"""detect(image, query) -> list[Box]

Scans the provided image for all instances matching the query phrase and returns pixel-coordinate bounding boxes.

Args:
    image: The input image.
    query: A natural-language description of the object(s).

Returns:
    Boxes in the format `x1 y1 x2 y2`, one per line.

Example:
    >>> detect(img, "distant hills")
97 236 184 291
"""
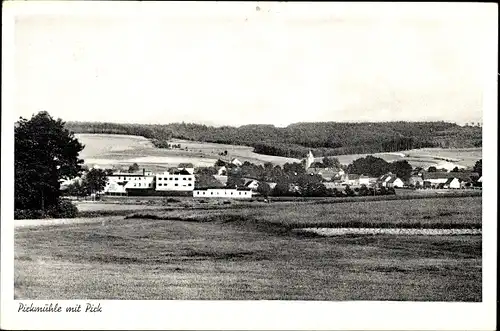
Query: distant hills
65 121 482 159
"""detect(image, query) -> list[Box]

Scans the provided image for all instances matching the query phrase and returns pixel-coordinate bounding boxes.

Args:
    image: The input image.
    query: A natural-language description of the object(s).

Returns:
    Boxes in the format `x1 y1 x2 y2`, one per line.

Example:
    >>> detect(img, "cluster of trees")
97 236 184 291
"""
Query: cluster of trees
66 121 481 159
346 156 413 181
63 168 111 198
15 112 85 219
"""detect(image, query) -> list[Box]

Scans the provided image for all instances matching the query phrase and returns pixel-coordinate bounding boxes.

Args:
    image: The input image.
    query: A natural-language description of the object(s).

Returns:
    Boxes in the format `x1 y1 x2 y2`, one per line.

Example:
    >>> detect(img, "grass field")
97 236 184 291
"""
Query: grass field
75 133 481 170
15 196 481 301
75 134 299 169
330 147 482 169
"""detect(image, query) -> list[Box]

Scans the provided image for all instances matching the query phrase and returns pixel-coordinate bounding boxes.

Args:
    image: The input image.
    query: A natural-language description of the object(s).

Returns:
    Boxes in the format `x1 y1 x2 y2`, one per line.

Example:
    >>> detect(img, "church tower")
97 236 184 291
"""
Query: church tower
305 150 315 169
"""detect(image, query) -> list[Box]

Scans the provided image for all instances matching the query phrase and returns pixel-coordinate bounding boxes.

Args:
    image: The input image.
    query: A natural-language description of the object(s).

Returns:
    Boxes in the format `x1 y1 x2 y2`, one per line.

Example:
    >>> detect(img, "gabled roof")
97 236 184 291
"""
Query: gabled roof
387 177 402 184
444 178 456 185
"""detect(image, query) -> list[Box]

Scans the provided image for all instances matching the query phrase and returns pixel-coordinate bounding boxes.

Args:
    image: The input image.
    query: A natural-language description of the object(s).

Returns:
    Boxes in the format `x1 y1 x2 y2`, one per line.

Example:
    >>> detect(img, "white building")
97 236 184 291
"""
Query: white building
244 179 260 190
193 188 253 199
155 169 195 191
443 177 461 189
104 171 155 195
231 158 243 167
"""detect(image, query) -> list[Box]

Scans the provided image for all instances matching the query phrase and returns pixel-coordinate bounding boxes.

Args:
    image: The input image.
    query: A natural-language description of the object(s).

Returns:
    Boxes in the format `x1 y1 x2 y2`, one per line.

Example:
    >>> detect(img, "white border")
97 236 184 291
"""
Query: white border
1 2 497 330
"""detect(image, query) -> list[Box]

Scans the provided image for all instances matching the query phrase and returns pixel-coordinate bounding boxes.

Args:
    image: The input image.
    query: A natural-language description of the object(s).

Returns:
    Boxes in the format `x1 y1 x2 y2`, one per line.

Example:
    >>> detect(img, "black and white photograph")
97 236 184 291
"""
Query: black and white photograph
1 1 497 330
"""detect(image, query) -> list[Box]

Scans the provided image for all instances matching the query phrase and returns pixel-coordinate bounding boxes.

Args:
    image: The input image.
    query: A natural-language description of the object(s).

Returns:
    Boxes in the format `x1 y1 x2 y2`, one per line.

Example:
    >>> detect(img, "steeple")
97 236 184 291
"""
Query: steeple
305 150 315 169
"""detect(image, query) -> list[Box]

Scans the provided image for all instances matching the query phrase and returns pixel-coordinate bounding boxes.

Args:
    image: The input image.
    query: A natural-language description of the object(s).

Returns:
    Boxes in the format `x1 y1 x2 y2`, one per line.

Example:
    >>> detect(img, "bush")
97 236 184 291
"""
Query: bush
15 200 78 219
46 200 79 218
14 209 47 220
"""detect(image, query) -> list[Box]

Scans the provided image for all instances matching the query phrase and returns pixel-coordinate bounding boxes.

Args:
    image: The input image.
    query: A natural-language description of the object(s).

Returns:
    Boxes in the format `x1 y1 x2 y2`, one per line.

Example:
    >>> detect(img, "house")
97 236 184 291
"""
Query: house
104 170 155 196
377 173 403 188
244 179 260 191
231 158 243 167
386 177 404 188
443 177 461 189
359 175 370 186
155 168 195 192
193 187 253 199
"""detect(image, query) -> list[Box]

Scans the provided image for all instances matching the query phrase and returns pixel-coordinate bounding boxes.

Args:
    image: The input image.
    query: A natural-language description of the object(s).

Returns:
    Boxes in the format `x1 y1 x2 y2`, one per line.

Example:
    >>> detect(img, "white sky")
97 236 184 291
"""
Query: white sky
12 2 496 127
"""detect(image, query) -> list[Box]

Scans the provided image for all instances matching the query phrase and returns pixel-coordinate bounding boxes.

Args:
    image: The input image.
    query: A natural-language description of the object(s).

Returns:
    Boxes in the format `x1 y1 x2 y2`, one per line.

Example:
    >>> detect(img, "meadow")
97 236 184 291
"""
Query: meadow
75 134 300 170
75 133 481 170
15 196 482 301
330 147 482 170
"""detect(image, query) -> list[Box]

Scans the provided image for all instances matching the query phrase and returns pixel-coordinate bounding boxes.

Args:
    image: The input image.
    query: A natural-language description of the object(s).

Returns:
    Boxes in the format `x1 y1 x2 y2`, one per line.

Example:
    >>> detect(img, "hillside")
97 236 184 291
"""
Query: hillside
65 121 482 159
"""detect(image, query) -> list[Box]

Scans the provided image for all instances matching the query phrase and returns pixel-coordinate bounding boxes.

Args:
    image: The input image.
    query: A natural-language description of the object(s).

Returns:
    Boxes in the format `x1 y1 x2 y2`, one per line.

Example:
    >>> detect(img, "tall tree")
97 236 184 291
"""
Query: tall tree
128 163 140 172
322 156 341 169
82 168 109 195
389 160 413 182
15 111 84 211
473 159 482 177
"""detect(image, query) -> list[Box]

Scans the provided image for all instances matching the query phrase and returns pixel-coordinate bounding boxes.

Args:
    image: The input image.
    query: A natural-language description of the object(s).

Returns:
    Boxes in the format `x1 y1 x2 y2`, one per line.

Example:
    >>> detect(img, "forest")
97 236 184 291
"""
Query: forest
65 121 482 158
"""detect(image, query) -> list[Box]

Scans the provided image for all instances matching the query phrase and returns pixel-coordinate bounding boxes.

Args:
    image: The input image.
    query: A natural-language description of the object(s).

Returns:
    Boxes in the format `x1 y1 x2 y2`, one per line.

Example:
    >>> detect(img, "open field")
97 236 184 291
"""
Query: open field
75 134 299 169
328 147 482 170
75 133 481 170
15 196 481 301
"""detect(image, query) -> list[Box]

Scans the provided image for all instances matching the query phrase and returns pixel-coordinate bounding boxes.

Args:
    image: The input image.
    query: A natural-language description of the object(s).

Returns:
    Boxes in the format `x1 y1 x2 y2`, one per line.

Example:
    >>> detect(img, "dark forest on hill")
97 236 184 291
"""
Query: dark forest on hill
65 121 482 158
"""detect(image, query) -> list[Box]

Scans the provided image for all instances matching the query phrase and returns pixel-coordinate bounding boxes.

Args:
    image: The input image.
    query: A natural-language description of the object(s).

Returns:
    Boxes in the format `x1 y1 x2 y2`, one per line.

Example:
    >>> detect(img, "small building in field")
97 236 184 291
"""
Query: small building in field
193 188 253 199
443 177 461 189
231 158 243 167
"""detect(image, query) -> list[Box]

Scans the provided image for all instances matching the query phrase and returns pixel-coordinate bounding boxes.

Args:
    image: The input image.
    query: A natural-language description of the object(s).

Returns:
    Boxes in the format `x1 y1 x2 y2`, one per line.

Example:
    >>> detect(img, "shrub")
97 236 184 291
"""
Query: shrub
46 200 79 218
14 209 47 220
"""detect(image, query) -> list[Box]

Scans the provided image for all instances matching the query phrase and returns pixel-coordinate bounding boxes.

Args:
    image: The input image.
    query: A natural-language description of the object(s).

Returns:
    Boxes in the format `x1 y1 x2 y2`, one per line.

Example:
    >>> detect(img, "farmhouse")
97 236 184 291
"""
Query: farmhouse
377 173 404 188
193 188 253 199
155 169 195 192
243 179 260 190
443 177 461 189
386 177 404 188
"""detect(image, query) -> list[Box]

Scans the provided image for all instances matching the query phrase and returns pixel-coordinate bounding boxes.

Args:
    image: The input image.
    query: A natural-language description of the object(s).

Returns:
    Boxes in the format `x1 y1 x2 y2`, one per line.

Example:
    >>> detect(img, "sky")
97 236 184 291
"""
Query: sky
12 2 496 127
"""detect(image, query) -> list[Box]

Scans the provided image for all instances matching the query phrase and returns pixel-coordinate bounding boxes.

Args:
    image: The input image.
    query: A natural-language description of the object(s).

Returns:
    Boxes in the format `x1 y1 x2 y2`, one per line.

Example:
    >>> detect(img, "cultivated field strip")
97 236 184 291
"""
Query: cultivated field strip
296 227 482 236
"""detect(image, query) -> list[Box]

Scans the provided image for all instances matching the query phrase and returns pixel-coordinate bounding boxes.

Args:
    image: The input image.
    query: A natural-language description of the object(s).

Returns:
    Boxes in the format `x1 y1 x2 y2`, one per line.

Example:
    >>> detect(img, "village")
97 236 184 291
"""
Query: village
61 149 483 200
